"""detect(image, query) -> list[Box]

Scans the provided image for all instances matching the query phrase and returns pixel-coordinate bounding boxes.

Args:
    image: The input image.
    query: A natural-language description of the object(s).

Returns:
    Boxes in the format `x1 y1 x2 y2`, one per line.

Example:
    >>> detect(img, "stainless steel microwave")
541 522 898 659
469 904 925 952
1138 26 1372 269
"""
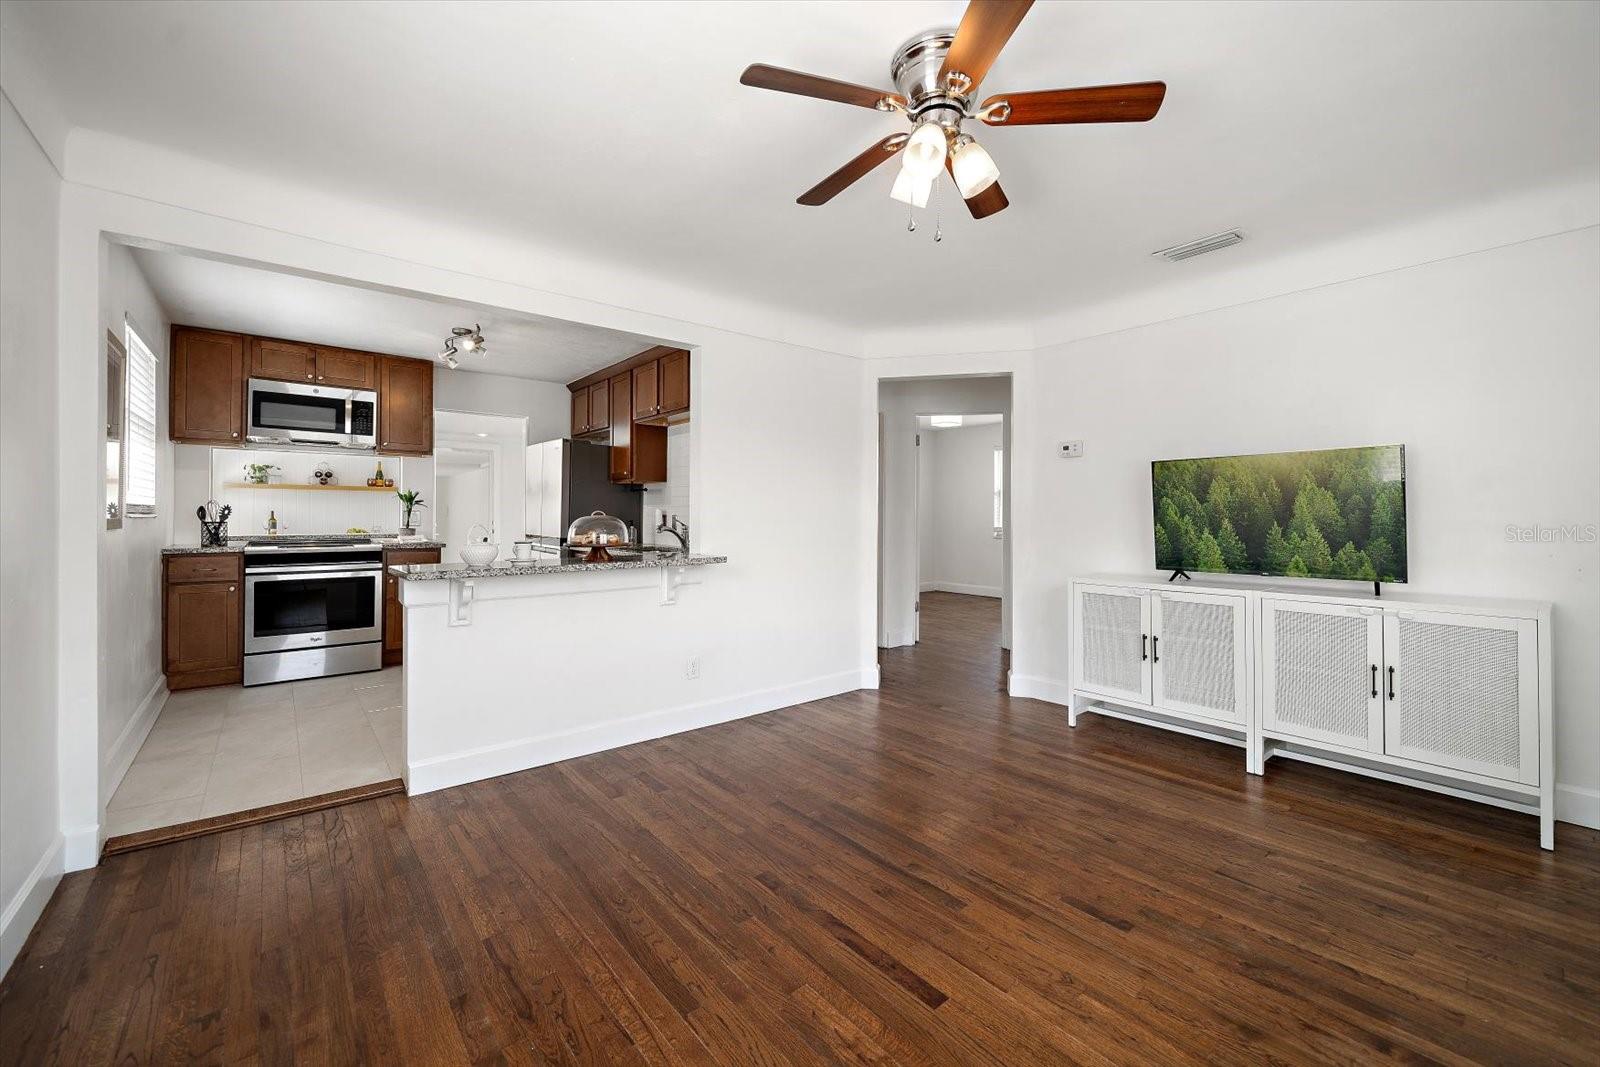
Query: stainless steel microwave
246 378 377 449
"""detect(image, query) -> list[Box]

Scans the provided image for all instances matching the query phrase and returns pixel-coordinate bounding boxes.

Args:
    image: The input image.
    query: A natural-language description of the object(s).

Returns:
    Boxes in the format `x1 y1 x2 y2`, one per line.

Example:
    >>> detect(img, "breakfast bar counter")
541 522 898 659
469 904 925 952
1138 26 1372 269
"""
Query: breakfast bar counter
388 553 727 581
393 551 732 797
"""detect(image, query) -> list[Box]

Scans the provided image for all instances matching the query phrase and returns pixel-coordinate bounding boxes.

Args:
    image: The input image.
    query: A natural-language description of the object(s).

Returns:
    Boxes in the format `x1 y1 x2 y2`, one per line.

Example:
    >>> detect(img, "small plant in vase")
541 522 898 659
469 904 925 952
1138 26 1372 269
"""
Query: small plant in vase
243 462 280 485
396 489 426 536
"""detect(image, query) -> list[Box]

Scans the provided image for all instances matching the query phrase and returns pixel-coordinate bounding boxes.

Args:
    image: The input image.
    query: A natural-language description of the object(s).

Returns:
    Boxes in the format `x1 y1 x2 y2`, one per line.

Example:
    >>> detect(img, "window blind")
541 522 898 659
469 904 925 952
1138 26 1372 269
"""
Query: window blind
124 321 158 516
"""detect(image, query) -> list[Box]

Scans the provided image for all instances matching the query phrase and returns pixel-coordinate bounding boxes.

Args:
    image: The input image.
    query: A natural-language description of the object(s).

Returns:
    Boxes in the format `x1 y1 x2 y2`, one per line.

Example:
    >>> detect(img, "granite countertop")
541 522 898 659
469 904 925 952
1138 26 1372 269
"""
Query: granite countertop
164 535 447 555
391 554 727 581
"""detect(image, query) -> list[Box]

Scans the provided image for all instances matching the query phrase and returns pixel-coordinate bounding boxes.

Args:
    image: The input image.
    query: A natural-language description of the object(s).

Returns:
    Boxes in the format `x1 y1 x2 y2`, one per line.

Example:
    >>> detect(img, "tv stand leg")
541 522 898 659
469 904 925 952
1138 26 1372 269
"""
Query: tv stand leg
1167 568 1191 582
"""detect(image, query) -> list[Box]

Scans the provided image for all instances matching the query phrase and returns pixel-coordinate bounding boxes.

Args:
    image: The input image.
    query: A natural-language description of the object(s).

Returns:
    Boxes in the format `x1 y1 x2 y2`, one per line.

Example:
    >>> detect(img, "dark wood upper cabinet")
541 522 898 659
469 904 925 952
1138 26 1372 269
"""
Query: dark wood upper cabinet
379 356 433 455
659 350 689 416
588 379 610 437
608 373 633 482
571 388 590 434
171 327 245 443
162 552 242 690
249 337 316 383
314 347 376 390
632 359 660 419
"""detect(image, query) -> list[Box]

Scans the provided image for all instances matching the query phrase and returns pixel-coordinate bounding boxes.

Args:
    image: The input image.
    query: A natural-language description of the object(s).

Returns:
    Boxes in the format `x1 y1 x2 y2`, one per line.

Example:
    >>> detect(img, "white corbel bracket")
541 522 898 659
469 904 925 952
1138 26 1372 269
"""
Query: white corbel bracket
660 565 686 606
449 578 476 626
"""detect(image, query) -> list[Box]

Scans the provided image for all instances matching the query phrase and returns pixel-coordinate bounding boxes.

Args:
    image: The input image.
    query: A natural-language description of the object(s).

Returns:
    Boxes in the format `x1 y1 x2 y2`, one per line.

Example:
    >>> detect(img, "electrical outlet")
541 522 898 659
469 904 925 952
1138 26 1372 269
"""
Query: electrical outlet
1058 440 1085 459
686 656 701 680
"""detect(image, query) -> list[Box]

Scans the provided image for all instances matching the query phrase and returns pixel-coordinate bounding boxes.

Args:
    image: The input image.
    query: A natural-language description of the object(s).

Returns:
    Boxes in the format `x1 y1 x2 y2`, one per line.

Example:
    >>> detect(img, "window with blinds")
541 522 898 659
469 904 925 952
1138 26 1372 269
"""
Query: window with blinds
124 320 159 516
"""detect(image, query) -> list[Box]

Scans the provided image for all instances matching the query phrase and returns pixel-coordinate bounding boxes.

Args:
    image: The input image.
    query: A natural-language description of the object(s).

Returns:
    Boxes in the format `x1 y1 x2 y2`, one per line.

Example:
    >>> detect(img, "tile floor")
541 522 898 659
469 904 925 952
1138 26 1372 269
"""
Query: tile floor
105 667 404 838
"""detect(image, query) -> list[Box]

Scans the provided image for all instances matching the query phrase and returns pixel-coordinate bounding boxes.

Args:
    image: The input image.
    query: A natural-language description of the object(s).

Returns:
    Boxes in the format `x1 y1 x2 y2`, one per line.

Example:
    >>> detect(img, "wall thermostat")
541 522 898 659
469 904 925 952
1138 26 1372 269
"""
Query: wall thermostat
1058 440 1085 458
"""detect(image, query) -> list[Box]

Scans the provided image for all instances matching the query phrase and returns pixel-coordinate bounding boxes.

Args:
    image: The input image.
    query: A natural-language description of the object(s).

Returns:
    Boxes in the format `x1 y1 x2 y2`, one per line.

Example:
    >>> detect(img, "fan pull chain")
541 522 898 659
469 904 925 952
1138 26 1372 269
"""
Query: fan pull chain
906 201 917 232
932 179 943 244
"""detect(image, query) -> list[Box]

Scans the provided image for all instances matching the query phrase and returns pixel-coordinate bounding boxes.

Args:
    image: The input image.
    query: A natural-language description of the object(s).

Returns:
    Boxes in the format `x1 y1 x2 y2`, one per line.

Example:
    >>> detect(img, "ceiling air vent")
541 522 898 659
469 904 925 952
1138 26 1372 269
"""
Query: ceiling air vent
1152 230 1245 262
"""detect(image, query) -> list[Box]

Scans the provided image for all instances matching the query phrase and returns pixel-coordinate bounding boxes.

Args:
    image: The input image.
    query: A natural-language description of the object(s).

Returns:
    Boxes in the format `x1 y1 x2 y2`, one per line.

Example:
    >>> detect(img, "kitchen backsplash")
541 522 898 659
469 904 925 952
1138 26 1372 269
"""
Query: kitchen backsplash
642 422 690 546
176 446 432 540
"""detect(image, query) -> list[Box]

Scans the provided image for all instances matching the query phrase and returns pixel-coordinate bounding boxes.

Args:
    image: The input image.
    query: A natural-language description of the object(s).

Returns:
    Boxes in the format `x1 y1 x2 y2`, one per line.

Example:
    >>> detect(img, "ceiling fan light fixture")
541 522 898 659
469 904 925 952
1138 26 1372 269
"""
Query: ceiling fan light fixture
900 121 947 179
890 166 934 208
950 137 1000 198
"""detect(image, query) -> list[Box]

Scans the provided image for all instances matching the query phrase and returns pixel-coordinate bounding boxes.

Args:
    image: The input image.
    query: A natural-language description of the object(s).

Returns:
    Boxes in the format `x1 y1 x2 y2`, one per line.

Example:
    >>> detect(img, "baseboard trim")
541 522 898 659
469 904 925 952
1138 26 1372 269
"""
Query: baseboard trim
101 676 167 800
409 668 867 796
1008 673 1071 706
61 824 100 873
0 835 63 981
923 581 1002 598
1556 784 1600 829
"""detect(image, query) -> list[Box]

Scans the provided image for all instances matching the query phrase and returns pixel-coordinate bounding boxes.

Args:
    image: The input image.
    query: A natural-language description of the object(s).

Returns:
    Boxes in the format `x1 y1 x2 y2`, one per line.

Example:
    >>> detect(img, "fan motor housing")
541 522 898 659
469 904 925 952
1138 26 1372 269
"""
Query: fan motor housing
891 29 969 127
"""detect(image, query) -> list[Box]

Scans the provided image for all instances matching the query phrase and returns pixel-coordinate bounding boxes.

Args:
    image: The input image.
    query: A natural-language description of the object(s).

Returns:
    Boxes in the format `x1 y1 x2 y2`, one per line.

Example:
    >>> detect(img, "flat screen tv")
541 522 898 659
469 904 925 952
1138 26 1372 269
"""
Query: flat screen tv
1152 444 1406 583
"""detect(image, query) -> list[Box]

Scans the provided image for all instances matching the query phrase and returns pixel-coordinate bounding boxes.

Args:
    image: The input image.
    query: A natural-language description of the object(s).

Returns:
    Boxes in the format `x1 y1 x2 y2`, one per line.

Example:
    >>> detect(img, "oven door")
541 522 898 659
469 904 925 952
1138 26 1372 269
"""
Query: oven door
247 378 377 448
244 567 383 653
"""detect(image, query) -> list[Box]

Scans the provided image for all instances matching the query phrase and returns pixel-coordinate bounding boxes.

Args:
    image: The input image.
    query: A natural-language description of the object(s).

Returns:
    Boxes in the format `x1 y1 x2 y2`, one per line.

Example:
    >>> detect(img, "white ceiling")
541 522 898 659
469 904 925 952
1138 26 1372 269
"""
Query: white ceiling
14 2 1600 331
128 247 664 382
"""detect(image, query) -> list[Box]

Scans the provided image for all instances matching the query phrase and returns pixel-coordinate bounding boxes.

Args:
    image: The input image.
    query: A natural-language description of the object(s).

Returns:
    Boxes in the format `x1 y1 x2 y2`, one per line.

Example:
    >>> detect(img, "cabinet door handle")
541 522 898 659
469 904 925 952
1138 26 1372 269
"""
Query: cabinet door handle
231 431 239 438
1152 636 1160 663
1141 634 1148 661
228 585 236 592
1387 665 1396 701
1370 664 1378 698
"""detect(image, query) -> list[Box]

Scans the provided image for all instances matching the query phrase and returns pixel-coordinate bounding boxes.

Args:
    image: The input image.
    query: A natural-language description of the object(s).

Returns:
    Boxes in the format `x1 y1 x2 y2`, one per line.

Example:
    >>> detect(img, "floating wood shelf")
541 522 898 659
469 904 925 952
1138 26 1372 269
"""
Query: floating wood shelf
224 482 397 493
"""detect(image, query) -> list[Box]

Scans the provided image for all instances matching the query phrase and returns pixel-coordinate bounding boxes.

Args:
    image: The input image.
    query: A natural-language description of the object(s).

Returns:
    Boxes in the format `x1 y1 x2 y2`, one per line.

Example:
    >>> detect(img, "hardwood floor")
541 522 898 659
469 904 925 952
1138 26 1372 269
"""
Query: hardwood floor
3 591 1597 1065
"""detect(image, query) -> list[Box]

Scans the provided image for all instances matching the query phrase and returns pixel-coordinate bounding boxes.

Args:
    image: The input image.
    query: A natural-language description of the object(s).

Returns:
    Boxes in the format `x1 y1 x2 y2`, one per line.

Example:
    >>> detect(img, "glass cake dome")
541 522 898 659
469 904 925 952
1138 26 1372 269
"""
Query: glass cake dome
567 511 628 560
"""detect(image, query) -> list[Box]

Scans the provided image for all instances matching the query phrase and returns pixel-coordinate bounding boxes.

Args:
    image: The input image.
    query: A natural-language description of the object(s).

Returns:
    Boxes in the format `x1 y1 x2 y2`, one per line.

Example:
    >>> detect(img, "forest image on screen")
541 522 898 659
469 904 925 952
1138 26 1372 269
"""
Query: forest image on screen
1152 445 1407 582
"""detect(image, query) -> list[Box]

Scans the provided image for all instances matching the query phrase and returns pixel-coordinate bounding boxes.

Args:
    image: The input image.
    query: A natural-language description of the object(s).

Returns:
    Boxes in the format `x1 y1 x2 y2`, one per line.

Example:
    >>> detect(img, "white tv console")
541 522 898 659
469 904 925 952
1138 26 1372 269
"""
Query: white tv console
1068 574 1555 848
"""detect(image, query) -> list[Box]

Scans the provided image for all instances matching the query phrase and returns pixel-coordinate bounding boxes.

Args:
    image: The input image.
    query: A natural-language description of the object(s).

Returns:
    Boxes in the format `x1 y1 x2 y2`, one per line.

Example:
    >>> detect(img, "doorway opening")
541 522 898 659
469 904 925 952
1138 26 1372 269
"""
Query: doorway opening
877 376 1012 693
432 410 528 563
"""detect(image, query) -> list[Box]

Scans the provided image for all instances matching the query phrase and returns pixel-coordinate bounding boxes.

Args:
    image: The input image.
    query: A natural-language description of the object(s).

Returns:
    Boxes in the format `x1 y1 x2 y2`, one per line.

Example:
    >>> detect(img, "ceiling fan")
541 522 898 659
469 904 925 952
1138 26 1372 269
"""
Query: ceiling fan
739 0 1165 222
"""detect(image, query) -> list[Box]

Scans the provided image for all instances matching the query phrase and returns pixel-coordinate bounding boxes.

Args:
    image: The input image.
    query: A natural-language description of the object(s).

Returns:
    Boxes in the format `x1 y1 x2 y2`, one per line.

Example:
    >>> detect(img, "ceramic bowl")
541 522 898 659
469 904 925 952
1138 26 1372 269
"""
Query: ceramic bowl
460 542 499 567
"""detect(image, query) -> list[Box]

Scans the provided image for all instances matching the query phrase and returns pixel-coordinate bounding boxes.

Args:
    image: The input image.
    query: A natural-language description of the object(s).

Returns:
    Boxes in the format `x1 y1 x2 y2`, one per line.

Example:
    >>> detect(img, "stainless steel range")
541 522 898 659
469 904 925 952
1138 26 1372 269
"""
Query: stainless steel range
243 538 384 686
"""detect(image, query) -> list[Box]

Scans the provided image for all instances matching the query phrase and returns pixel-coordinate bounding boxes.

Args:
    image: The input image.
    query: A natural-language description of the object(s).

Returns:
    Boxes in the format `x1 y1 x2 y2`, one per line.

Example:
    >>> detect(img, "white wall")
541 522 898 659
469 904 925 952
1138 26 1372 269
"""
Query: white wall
433 368 570 442
924 421 1005 597
179 446 427 539
96 241 172 803
879 377 1013 648
642 422 691 547
1012 228 1600 824
402 335 867 796
1 91 63 978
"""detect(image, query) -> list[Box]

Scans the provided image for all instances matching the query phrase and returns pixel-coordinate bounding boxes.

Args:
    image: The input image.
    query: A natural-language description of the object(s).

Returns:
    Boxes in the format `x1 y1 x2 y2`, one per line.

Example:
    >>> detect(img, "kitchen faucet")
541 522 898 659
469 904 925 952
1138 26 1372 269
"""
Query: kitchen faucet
655 514 689 554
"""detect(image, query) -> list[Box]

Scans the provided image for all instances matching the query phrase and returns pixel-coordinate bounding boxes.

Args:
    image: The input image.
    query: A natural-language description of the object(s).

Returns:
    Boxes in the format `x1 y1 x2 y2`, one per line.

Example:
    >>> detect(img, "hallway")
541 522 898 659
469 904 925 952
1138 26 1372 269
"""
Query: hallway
3 596 1598 1063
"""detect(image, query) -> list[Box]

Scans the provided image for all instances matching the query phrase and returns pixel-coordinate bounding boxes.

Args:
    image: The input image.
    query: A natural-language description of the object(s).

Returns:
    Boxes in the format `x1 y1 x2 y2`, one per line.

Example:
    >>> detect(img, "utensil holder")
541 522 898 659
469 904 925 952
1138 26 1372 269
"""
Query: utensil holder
200 521 229 547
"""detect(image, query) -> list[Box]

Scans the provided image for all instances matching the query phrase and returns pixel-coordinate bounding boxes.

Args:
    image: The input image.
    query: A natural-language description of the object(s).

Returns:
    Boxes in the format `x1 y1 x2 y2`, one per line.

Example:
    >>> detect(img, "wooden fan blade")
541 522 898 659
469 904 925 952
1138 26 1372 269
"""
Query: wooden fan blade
740 64 904 111
940 1 1034 93
980 82 1167 126
944 156 1010 220
797 135 909 206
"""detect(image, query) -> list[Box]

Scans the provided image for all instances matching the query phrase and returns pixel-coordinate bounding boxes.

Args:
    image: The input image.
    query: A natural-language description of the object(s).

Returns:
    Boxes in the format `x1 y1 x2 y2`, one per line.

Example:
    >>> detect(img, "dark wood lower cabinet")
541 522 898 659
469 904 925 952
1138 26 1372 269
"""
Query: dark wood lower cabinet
162 553 243 690
383 547 441 665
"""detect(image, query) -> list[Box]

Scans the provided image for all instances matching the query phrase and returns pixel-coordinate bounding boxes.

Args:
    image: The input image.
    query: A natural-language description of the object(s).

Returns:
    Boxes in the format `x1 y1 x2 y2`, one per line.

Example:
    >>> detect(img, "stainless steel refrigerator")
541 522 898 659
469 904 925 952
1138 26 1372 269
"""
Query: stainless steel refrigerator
525 438 643 543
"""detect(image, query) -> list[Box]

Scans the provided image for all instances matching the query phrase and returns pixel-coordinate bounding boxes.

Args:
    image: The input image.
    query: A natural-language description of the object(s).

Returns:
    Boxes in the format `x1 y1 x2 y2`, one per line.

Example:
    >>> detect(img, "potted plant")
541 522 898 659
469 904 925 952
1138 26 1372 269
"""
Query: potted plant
396 489 427 536
243 462 280 485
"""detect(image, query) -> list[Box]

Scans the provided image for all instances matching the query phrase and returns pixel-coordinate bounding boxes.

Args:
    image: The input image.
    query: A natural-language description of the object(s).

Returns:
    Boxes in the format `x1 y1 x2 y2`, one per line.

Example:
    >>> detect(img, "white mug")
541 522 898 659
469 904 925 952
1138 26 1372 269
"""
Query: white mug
512 541 533 560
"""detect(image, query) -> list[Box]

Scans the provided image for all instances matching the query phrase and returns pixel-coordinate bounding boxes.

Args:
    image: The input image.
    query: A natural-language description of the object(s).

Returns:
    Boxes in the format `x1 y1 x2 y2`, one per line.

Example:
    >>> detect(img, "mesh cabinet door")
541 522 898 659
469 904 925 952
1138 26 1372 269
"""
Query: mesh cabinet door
1153 591 1248 724
1261 599 1383 750
1073 585 1151 704
1382 611 1538 785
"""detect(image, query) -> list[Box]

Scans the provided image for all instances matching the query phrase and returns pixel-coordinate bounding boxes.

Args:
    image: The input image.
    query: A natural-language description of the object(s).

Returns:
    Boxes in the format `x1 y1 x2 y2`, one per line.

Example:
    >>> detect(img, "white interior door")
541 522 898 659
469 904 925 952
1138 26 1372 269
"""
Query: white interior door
1382 611 1538 785
1073 585 1151 704
1261 599 1383 750
1153 591 1248 724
